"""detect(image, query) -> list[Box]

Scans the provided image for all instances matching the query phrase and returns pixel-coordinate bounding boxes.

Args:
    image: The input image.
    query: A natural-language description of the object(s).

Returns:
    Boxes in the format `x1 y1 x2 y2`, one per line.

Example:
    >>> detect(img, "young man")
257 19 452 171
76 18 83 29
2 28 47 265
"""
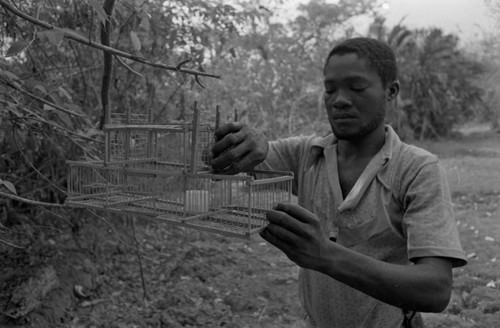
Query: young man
210 37 466 328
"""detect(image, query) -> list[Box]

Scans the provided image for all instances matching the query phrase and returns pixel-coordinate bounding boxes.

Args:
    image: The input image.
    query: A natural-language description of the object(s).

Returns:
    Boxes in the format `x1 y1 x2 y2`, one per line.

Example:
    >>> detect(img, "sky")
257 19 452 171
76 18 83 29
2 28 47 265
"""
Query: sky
274 0 498 44
380 0 497 41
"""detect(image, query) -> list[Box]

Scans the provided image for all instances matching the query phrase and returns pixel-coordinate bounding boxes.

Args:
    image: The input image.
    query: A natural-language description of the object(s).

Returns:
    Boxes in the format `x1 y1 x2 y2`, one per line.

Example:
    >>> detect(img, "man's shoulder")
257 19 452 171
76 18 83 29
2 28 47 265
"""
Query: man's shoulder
395 140 440 170
384 135 444 191
385 126 438 170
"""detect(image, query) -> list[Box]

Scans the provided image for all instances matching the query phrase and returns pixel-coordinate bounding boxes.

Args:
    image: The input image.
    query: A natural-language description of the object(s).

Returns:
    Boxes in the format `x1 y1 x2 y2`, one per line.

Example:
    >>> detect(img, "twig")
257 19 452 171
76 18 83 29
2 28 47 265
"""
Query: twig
1 80 85 117
0 224 63 234
132 216 148 301
0 0 221 79
39 207 74 227
79 299 111 308
115 55 144 77
4 106 104 144
0 190 65 208
0 237 23 248
85 209 142 254
12 125 66 194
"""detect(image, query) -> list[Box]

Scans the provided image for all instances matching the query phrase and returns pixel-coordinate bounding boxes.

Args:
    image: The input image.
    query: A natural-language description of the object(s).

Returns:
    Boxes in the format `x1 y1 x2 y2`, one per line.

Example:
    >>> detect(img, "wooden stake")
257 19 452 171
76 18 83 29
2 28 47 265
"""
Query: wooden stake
215 105 221 131
190 101 200 173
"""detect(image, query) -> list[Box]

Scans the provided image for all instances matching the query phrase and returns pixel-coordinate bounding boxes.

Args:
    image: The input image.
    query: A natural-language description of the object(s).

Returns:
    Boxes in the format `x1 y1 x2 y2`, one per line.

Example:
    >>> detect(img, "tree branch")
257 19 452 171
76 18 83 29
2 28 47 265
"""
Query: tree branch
0 190 65 208
0 0 221 79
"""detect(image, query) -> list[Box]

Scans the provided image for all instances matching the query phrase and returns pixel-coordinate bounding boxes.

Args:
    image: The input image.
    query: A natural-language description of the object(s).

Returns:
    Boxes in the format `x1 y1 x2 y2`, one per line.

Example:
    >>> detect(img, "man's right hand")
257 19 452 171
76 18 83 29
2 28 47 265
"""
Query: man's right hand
211 122 268 175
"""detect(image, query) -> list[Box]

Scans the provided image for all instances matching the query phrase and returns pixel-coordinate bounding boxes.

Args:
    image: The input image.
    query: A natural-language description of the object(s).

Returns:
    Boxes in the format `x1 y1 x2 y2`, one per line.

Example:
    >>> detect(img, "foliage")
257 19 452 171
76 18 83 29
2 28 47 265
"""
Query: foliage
206 0 380 139
0 1 497 325
368 18 487 139
400 29 485 139
0 0 493 243
478 0 500 130
0 0 257 247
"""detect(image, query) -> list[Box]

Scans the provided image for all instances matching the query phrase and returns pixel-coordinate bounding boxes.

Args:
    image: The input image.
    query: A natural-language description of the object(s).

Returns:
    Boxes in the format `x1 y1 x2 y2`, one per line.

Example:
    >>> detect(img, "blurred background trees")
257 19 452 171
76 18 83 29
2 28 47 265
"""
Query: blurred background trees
0 0 498 244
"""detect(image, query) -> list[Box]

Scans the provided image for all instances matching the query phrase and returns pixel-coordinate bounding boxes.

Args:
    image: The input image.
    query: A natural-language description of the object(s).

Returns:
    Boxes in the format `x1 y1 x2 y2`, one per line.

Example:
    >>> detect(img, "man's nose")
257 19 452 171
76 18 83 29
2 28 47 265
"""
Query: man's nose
332 90 352 108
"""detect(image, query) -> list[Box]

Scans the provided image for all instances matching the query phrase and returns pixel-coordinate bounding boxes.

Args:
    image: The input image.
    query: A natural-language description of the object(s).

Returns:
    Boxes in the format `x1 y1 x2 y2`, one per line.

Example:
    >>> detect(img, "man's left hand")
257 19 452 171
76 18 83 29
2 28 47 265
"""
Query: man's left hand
260 203 333 271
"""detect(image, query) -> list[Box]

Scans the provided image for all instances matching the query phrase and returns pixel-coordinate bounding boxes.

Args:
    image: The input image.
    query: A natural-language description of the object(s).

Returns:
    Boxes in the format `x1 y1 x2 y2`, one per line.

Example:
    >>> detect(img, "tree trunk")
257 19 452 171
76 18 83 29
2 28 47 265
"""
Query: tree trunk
99 0 116 129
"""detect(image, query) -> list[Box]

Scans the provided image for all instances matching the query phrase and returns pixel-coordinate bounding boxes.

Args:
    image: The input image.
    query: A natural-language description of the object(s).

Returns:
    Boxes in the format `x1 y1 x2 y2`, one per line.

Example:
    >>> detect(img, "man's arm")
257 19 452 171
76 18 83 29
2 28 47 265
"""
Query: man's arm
261 203 453 312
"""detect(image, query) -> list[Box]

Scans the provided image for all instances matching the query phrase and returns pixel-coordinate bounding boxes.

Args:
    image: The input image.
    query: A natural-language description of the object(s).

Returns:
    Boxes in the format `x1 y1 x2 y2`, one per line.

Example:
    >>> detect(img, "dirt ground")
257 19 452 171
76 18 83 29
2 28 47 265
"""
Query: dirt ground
1 131 499 328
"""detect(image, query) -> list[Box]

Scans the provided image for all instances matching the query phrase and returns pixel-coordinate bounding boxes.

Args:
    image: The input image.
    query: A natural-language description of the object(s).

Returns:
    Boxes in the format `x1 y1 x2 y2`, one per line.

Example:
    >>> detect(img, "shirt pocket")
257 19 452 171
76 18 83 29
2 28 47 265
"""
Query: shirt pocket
335 181 390 247
335 180 379 229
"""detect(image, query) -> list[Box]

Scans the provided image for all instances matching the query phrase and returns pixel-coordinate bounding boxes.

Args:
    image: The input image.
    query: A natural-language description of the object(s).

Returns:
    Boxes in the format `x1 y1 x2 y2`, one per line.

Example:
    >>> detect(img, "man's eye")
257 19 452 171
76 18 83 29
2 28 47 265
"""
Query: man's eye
351 85 367 92
325 88 336 95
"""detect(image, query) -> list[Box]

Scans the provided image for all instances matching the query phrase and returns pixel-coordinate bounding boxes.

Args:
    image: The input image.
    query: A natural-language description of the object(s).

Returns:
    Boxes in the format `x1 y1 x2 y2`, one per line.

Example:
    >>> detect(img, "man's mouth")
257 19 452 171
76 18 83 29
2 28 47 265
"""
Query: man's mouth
333 113 357 120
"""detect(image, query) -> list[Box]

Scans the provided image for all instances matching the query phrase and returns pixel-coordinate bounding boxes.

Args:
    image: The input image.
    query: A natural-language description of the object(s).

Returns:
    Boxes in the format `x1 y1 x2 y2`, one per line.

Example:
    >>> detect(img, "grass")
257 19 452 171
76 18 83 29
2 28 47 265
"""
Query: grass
414 132 500 195
413 128 500 327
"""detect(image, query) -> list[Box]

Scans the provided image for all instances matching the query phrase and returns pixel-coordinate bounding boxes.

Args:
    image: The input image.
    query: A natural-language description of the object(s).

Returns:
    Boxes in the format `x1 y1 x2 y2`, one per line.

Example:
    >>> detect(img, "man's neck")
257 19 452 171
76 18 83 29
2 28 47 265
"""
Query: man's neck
336 125 386 161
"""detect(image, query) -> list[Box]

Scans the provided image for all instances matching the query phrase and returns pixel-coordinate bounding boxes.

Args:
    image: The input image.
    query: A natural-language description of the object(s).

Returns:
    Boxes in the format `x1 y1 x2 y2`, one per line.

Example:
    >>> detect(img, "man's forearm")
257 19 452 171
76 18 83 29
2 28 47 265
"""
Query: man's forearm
317 242 453 312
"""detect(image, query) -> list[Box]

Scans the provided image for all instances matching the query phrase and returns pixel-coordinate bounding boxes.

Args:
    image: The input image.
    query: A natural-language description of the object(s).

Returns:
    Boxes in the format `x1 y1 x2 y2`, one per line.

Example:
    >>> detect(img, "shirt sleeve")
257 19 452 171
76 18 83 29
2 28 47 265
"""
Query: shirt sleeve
402 161 467 267
256 136 313 194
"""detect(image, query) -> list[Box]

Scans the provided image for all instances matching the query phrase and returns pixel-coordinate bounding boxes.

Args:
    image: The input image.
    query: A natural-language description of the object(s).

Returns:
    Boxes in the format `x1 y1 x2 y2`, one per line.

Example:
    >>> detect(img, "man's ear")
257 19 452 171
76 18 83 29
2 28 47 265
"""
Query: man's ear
386 81 400 101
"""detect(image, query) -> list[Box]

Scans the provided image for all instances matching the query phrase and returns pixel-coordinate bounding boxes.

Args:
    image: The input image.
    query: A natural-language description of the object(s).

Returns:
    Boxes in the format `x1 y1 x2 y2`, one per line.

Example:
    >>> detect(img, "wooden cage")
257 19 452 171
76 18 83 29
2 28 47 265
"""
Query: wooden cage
65 103 294 238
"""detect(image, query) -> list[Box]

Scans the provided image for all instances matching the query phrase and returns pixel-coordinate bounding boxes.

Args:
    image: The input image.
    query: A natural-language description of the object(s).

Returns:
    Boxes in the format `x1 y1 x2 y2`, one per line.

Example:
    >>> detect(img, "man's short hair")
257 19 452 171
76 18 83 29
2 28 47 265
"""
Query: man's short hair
325 37 398 87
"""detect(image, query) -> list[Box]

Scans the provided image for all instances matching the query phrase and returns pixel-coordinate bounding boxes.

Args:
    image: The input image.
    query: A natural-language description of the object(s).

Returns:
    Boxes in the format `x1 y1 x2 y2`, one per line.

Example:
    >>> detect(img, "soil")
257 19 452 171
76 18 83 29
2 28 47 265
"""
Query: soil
0 212 306 328
1 133 499 328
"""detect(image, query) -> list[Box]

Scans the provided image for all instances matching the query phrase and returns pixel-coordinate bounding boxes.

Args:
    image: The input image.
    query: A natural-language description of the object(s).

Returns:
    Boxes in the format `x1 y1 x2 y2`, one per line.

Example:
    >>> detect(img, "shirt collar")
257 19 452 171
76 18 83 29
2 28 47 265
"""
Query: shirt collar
310 125 401 162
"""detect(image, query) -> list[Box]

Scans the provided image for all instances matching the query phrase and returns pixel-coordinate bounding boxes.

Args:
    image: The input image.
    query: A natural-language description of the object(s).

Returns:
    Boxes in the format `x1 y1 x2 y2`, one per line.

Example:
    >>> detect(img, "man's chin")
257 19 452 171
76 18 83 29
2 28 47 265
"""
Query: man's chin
331 127 361 140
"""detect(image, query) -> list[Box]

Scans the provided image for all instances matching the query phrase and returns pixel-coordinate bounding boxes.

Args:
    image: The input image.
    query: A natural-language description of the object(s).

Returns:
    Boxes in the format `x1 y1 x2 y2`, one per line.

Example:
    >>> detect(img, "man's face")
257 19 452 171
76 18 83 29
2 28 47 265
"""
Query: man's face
324 53 388 140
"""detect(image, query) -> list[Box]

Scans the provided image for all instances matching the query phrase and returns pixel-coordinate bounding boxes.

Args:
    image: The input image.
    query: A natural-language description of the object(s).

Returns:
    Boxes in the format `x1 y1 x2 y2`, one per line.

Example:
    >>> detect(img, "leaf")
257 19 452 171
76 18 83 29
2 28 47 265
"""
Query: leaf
0 179 17 195
33 84 48 95
139 16 150 31
139 10 151 31
48 92 63 106
44 104 56 111
87 0 108 24
5 40 29 57
58 86 72 101
0 69 20 82
37 30 64 45
54 111 73 128
130 31 141 51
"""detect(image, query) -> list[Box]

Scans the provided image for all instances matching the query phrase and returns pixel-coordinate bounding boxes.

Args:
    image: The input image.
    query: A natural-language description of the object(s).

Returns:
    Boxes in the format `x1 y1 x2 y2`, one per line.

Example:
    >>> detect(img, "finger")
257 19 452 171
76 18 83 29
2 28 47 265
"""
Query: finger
212 130 245 160
266 209 306 237
260 224 297 250
273 203 317 224
219 145 265 174
214 122 242 142
211 142 251 173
